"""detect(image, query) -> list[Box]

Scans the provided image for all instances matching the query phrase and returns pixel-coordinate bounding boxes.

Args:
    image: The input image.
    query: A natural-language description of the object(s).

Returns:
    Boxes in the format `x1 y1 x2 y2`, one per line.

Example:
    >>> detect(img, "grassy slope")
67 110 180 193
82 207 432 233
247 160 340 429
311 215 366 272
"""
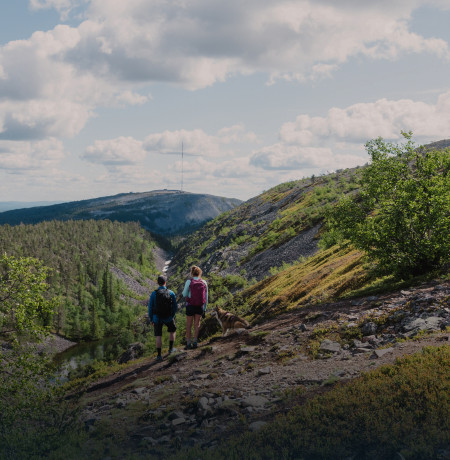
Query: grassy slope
240 245 367 321
173 345 450 460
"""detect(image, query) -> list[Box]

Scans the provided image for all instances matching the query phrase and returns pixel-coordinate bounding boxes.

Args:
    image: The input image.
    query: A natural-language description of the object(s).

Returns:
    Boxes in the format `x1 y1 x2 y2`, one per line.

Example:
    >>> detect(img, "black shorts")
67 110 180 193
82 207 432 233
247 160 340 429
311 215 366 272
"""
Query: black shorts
186 305 204 316
153 320 177 336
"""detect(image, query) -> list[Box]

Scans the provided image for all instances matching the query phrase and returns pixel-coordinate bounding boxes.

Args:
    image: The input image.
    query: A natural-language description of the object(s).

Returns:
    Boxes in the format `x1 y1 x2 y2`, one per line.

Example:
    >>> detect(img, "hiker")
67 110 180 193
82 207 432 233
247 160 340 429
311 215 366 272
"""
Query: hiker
182 265 208 349
148 275 178 362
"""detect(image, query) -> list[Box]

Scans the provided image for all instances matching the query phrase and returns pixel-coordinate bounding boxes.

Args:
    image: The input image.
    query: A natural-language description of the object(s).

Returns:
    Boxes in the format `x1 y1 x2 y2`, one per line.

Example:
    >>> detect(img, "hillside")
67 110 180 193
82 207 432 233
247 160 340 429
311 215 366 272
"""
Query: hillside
0 190 241 237
169 167 361 286
52 280 449 459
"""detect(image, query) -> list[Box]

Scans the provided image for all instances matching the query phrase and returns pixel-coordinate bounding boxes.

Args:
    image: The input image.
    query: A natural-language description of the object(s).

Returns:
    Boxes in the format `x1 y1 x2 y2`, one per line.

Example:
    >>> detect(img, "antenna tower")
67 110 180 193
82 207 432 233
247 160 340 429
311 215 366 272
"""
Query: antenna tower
181 141 184 192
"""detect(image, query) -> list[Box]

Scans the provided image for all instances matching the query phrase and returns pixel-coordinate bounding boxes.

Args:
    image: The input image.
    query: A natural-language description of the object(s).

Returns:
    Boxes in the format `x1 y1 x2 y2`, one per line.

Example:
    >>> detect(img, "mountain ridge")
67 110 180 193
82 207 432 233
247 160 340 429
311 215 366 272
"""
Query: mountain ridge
0 189 242 236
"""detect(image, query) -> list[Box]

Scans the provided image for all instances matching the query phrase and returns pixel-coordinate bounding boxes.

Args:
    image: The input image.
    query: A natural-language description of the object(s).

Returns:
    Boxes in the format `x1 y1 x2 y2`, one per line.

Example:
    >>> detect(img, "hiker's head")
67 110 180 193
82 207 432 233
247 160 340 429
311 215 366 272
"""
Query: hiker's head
190 266 202 277
157 275 167 286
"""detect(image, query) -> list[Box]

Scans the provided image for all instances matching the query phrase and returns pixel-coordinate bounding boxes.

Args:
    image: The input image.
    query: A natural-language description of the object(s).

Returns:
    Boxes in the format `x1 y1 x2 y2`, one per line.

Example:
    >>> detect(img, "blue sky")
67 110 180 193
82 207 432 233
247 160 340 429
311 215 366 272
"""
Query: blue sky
1 1 450 202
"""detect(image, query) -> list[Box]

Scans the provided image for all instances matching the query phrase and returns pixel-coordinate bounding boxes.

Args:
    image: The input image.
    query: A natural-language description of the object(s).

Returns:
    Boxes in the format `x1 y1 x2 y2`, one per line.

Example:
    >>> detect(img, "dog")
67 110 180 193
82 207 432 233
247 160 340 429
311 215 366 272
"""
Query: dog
211 306 250 336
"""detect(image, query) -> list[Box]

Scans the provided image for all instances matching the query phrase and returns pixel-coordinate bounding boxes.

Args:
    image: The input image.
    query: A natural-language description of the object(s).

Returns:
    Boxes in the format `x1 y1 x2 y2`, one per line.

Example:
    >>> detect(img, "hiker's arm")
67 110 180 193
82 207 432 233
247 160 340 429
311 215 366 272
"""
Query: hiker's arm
182 279 190 298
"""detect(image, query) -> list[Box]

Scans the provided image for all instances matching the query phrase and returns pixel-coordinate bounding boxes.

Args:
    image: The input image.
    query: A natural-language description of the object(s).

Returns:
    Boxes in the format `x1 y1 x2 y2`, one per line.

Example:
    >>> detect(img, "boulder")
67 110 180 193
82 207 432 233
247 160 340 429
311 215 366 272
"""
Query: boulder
361 322 377 336
117 342 145 364
373 347 394 358
319 339 341 353
249 421 267 432
241 395 269 408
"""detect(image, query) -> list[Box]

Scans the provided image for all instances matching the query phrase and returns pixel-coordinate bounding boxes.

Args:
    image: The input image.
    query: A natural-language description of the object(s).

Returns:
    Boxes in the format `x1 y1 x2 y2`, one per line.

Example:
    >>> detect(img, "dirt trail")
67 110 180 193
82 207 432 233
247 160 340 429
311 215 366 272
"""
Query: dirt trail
76 280 449 456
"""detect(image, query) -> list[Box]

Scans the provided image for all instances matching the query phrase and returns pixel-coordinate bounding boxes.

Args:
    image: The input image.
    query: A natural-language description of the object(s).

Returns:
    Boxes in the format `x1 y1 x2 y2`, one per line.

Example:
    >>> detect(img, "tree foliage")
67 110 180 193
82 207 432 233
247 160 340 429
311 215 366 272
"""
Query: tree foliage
0 255 78 459
0 220 157 340
323 133 450 277
0 254 55 338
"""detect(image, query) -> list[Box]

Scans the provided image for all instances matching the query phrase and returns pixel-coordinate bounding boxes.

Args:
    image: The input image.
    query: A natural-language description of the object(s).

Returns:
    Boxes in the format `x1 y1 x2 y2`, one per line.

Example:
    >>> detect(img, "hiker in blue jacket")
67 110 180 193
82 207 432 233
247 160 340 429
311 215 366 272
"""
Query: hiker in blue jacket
182 265 208 349
148 275 178 361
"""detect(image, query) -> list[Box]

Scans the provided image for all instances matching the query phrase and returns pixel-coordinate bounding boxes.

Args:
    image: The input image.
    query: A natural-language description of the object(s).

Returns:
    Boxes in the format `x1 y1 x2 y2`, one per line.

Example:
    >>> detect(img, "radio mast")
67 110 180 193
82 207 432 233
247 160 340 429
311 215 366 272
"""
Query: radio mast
181 141 184 192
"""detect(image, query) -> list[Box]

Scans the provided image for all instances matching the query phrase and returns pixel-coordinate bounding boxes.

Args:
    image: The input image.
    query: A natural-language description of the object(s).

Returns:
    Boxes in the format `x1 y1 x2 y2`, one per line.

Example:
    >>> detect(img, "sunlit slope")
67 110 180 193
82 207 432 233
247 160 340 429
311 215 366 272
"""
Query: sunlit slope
229 245 366 320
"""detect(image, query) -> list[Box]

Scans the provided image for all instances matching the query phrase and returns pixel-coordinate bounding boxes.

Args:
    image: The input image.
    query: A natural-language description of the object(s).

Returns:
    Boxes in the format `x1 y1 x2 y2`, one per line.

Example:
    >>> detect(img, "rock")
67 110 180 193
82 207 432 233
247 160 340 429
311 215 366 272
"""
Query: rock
361 322 377 336
218 399 239 414
354 347 372 354
240 346 257 353
198 397 209 411
353 339 371 348
117 342 144 364
373 347 394 358
403 316 442 333
258 367 271 375
172 418 186 427
351 299 364 306
249 421 267 432
319 339 341 353
115 398 128 408
168 411 185 421
170 351 188 362
241 395 269 408
224 368 239 375
132 387 147 396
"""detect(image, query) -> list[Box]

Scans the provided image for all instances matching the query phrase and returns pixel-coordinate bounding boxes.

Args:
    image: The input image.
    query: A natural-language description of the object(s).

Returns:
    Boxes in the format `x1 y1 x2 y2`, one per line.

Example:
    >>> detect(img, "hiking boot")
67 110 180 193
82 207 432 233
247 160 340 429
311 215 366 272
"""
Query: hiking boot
184 343 192 350
156 355 163 362
168 348 177 354
192 342 198 349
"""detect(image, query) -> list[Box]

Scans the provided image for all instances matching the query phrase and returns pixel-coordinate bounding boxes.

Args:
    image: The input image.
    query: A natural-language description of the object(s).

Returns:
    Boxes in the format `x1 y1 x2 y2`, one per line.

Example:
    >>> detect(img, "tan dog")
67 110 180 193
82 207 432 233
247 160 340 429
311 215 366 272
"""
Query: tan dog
211 306 250 336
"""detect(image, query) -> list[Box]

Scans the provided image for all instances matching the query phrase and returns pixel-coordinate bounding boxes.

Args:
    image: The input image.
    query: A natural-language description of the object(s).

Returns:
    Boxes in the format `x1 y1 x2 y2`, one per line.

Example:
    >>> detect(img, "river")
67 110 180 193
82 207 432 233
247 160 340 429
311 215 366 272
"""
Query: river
53 337 124 381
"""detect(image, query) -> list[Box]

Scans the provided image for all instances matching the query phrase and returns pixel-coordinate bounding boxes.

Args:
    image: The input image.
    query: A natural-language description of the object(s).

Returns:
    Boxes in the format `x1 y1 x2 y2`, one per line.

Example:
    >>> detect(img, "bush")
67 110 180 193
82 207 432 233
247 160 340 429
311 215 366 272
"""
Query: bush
322 133 450 277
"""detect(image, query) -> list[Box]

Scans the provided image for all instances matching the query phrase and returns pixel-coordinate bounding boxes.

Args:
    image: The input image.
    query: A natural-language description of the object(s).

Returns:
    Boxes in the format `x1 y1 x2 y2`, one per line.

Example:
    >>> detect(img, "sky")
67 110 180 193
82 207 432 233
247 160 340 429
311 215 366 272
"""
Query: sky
1 1 450 202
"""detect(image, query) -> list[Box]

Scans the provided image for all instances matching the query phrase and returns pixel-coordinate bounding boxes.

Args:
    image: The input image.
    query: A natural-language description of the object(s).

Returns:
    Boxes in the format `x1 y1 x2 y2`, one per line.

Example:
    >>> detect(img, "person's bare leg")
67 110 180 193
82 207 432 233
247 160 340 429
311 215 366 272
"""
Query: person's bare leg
185 316 193 348
186 316 193 340
193 314 201 348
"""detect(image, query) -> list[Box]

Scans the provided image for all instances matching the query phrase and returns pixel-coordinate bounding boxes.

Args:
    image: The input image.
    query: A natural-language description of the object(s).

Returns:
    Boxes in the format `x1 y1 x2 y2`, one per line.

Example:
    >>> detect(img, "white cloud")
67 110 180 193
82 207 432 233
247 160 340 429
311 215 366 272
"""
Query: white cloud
29 0 88 20
0 0 448 146
83 136 146 166
0 138 66 171
143 126 257 158
279 92 450 146
251 91 450 172
76 0 449 88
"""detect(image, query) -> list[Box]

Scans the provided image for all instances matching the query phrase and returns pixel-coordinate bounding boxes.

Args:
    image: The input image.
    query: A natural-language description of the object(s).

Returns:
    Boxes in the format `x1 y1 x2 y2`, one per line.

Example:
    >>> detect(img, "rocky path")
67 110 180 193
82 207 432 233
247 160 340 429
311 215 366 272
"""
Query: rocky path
77 281 449 456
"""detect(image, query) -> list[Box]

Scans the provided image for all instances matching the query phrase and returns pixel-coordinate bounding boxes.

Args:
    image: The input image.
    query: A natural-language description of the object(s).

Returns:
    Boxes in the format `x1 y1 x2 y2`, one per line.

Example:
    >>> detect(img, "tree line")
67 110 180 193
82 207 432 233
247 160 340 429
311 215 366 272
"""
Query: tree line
0 219 157 341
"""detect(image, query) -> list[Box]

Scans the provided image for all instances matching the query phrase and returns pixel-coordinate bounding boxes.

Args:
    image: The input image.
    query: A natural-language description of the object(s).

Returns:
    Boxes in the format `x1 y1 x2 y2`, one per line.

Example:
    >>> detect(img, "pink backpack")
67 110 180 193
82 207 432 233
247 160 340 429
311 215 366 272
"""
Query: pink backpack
187 278 206 307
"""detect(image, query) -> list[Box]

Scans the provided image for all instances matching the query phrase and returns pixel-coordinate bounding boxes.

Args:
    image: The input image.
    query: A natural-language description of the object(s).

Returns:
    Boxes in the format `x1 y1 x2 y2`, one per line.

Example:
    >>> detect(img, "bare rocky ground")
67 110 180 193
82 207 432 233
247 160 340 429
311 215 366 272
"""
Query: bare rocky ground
77 280 449 457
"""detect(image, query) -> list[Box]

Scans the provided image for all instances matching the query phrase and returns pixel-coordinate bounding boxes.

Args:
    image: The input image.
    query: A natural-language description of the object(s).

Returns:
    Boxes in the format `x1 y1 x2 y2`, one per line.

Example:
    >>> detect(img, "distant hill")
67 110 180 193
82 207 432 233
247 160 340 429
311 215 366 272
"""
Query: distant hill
0 201 63 212
0 190 242 236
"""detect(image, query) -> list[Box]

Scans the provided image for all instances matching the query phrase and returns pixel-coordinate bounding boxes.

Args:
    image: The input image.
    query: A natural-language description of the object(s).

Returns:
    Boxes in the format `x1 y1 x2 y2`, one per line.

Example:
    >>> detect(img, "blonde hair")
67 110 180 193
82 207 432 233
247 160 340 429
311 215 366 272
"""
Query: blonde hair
190 265 202 277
